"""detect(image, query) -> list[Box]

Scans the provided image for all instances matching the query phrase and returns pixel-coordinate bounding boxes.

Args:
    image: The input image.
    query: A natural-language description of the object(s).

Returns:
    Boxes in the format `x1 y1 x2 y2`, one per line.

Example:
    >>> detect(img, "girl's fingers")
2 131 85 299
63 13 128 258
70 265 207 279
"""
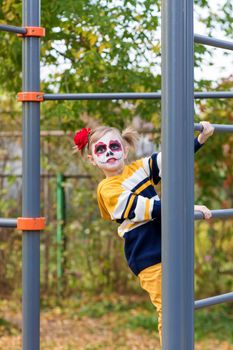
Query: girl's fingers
200 121 214 136
195 205 212 220
204 211 212 220
201 206 212 220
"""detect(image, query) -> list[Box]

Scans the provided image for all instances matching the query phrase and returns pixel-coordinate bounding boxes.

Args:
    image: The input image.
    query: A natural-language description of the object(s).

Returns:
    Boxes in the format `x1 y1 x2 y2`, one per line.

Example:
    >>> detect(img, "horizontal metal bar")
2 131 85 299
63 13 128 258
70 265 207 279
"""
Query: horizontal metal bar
0 130 72 137
194 92 233 99
194 34 233 51
44 92 161 100
194 209 233 220
0 123 232 139
0 24 27 35
0 211 231 226
195 292 233 310
44 91 233 101
194 123 233 133
0 174 91 179
0 218 17 228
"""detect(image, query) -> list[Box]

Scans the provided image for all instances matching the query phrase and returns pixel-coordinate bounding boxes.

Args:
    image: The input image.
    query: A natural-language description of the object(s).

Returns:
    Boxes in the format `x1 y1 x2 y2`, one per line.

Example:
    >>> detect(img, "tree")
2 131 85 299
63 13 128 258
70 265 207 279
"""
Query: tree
1 0 233 129
194 76 233 297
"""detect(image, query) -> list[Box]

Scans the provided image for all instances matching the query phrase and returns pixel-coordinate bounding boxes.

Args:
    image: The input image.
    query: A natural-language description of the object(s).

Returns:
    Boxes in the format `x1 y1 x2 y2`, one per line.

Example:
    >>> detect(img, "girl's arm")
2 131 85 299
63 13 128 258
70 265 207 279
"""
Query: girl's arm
151 121 215 180
99 184 161 223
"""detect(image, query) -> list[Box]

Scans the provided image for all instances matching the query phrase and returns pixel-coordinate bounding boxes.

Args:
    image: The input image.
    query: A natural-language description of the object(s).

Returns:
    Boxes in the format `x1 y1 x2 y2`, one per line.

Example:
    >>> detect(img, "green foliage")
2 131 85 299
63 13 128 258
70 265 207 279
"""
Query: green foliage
194 78 233 207
1 0 232 128
194 78 233 298
58 175 132 294
0 158 22 296
0 0 22 93
1 0 163 127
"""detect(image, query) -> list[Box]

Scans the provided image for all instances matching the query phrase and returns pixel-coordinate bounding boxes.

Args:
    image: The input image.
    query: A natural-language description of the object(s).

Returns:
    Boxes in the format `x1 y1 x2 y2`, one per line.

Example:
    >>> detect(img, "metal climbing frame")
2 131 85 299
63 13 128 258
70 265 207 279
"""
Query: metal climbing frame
0 1 43 349
161 1 233 350
0 0 233 349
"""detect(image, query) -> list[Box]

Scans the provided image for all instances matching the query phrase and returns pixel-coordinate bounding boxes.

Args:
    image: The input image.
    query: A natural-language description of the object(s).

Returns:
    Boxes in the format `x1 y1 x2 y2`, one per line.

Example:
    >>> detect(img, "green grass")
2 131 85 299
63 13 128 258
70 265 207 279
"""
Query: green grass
0 296 232 345
73 298 148 318
0 317 19 336
73 298 233 343
125 313 158 332
195 304 233 343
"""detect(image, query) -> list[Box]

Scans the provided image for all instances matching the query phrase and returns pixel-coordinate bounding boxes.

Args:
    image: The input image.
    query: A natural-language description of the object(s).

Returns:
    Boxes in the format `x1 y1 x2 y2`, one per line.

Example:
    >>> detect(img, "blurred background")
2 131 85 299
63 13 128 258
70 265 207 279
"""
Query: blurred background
0 0 232 349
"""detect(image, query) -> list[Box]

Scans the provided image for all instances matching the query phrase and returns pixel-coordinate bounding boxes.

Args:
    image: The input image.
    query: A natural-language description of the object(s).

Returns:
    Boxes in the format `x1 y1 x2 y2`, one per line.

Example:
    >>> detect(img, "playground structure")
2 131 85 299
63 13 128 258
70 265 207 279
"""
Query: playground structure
0 0 233 349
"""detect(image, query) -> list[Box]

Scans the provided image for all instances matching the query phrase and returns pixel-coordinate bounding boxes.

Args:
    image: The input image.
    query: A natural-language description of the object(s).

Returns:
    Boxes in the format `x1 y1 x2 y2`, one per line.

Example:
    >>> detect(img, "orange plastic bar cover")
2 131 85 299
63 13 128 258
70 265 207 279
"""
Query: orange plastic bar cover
17 217 46 231
17 92 44 102
17 26 45 37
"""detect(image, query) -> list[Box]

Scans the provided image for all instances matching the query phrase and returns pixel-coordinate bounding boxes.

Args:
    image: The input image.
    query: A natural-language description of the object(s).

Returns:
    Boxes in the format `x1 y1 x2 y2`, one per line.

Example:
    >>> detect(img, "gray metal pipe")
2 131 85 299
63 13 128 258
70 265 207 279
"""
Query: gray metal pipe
0 24 27 35
43 91 233 101
194 209 233 220
194 91 233 99
22 0 41 349
0 211 229 230
0 173 91 179
195 292 233 310
44 92 161 100
194 123 233 133
0 218 17 228
194 34 233 51
161 0 194 348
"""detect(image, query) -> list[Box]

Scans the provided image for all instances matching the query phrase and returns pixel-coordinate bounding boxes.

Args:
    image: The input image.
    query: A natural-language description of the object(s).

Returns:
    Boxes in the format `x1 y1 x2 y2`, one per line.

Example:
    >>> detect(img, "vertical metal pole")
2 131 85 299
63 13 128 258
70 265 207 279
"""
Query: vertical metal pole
56 173 65 296
161 0 194 349
22 0 41 349
43 141 50 293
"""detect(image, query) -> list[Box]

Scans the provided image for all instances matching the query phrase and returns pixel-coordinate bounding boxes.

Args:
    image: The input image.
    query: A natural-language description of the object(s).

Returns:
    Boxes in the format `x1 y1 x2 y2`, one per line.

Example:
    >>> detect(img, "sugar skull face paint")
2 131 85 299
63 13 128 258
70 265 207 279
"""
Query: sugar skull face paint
94 140 122 157
92 131 124 168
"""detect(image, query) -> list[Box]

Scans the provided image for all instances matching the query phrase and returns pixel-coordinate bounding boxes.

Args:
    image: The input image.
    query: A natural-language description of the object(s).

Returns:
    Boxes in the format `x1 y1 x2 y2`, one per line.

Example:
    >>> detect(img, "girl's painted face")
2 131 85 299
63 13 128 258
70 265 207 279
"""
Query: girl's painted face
92 131 125 169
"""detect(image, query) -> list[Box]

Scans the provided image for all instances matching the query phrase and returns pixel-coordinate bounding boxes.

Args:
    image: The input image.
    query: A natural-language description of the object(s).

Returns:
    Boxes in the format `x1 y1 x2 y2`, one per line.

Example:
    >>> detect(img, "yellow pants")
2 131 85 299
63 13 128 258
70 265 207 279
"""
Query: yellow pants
138 263 162 345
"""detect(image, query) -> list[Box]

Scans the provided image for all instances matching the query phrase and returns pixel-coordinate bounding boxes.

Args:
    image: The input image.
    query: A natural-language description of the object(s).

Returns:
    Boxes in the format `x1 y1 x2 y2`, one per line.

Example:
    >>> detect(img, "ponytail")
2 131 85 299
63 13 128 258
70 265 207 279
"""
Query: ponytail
122 127 139 151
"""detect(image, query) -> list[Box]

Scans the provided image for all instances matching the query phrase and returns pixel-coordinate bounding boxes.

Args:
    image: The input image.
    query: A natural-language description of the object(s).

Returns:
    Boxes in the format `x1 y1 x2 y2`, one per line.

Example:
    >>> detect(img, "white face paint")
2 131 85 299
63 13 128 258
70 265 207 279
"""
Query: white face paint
92 131 125 170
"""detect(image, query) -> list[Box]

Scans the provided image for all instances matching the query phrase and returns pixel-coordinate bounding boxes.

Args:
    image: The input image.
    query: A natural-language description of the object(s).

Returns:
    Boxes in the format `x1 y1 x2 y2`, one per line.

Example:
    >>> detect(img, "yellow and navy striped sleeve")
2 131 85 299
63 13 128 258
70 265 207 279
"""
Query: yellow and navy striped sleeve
98 183 161 223
142 152 161 185
194 137 204 152
144 137 203 184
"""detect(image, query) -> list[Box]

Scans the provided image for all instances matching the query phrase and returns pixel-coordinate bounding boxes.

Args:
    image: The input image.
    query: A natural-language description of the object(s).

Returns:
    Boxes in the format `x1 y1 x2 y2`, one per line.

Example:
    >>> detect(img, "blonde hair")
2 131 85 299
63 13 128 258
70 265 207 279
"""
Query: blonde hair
85 126 139 156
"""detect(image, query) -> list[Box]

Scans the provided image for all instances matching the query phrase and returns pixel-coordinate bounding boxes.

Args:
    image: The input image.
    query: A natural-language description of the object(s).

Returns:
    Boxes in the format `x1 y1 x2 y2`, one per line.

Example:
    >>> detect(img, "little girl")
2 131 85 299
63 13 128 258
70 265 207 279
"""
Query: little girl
73 122 214 345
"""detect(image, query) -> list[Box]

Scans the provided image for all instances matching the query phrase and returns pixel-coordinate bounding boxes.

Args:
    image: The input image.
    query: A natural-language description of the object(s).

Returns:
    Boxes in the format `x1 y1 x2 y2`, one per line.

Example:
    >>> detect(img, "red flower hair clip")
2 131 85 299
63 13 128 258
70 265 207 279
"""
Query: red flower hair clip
74 128 91 150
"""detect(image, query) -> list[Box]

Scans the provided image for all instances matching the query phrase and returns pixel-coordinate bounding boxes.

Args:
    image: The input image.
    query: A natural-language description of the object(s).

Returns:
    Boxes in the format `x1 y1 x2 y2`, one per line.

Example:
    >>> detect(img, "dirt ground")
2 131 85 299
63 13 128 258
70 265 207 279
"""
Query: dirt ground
0 301 232 350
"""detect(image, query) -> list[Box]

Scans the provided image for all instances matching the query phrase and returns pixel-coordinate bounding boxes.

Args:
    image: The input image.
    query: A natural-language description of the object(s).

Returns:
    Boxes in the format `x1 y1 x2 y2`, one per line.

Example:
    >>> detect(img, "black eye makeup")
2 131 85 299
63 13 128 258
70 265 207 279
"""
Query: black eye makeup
109 140 122 151
94 143 107 155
